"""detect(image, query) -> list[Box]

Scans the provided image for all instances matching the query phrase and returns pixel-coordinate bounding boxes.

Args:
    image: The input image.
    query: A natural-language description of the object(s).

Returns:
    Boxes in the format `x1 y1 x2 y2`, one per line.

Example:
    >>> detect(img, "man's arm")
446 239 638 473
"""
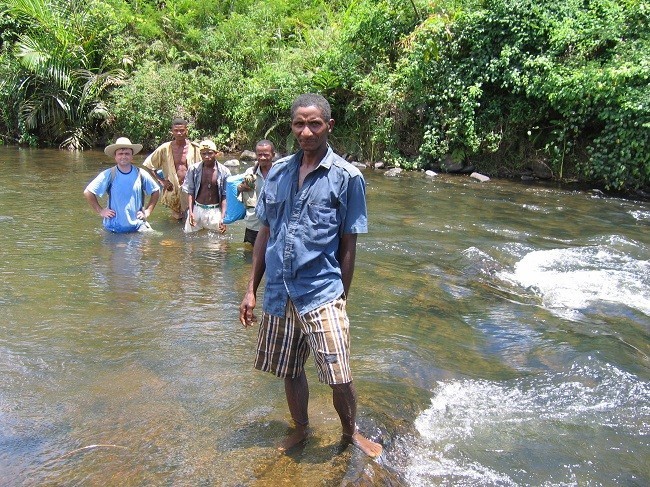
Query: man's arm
186 193 196 226
239 224 269 327
143 165 171 191
141 189 159 220
143 150 173 191
219 192 227 233
83 189 115 218
183 167 196 225
218 167 228 233
338 233 358 297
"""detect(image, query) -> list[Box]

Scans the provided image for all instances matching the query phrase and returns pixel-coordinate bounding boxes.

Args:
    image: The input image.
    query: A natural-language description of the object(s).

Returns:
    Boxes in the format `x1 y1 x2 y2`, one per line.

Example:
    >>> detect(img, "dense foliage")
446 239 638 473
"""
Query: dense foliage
0 0 648 190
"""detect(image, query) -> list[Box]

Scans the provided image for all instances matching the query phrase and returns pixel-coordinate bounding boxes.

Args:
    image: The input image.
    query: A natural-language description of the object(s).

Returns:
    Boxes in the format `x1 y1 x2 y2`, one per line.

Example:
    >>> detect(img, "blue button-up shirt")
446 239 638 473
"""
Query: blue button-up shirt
257 147 368 317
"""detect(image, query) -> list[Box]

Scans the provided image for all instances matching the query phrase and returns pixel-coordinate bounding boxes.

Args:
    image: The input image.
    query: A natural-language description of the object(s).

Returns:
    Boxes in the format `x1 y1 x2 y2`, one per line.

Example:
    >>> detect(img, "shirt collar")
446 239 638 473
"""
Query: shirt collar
294 145 334 171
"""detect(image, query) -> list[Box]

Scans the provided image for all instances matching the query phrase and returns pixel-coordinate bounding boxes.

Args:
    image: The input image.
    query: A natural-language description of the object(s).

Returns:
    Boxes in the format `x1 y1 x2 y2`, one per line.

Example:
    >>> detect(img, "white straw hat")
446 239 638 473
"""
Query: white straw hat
104 137 143 157
199 140 217 152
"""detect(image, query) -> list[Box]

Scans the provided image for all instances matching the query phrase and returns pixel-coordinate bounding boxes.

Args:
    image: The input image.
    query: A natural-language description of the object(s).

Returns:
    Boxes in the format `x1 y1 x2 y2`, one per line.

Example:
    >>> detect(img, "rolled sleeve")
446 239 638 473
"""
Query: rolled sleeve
342 174 368 235
142 171 161 195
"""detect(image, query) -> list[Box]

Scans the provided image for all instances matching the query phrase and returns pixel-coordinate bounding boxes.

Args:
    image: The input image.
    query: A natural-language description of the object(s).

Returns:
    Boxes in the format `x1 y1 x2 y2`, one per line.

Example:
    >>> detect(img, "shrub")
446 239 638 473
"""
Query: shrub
108 61 206 149
390 0 650 188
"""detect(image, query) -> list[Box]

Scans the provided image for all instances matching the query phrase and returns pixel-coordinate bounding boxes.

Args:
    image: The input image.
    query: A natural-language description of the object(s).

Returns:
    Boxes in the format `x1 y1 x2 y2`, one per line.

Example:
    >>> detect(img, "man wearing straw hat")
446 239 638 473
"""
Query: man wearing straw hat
84 137 160 233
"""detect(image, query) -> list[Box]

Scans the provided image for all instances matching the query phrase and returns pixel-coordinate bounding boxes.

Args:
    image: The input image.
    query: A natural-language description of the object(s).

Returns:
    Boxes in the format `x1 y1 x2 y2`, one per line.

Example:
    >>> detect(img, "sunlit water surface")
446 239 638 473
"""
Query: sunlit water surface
1 147 648 486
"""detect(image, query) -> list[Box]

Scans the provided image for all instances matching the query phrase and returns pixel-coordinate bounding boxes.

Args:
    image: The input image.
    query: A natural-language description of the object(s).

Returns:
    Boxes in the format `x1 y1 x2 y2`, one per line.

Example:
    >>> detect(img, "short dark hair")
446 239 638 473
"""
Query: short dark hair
171 117 188 127
255 139 275 152
290 93 331 121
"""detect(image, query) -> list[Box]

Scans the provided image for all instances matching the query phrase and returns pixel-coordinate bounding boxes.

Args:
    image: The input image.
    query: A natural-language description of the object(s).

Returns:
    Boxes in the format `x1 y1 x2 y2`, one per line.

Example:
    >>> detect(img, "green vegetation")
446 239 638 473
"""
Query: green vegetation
1 0 648 191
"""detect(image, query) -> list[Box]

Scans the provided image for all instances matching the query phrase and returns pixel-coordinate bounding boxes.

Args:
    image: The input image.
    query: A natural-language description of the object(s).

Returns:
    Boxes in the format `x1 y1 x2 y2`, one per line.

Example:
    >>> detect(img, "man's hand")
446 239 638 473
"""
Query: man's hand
188 212 196 226
219 222 227 234
237 181 254 193
239 292 257 328
136 208 152 221
161 179 174 192
99 208 115 218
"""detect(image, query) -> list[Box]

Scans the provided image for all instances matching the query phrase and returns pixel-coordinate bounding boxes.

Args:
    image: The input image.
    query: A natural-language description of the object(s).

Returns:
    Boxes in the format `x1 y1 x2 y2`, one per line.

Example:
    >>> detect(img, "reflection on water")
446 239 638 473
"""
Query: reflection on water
0 146 648 486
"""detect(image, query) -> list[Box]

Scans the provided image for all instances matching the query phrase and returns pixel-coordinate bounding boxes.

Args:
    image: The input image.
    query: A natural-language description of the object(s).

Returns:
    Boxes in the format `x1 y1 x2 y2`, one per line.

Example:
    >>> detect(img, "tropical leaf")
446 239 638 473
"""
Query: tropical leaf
2 0 123 148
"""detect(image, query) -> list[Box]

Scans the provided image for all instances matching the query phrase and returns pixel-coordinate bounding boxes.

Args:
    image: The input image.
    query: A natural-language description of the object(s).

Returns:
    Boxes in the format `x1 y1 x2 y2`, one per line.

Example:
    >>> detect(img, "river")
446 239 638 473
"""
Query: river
0 146 648 486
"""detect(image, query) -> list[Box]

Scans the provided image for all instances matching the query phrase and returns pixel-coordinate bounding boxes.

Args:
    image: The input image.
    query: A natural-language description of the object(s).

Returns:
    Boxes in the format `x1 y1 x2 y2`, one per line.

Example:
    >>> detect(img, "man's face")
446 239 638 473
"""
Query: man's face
114 148 134 166
200 150 216 164
291 106 333 153
255 144 274 170
171 124 188 141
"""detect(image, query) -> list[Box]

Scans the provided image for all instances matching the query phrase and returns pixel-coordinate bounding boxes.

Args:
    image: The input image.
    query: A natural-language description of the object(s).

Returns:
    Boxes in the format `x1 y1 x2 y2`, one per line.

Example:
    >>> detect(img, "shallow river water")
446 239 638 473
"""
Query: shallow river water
1 146 649 486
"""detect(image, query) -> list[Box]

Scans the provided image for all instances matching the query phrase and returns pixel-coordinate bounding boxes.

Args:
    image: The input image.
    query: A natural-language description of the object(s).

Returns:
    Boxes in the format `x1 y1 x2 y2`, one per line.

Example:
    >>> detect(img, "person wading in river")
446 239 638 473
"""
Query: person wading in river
142 117 202 221
237 139 275 247
182 139 230 233
239 93 383 458
84 137 160 233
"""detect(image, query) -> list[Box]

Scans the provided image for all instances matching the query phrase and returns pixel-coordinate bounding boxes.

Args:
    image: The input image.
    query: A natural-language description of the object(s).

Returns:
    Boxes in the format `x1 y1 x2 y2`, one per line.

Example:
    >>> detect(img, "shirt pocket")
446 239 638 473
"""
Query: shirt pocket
307 203 338 241
266 199 286 239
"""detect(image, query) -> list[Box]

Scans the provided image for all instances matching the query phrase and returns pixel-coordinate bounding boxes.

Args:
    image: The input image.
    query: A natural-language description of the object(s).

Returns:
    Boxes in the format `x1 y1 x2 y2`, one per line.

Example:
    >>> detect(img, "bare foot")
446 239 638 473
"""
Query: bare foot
278 424 309 452
344 431 383 458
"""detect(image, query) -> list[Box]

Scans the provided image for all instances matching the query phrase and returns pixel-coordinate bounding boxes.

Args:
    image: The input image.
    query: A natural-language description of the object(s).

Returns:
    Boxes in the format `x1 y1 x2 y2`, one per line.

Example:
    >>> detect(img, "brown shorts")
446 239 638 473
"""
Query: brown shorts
254 296 352 384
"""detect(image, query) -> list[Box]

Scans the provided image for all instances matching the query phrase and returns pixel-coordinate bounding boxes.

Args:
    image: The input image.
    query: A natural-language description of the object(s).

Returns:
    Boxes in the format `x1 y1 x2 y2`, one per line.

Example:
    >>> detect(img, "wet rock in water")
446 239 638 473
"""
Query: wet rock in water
0 216 15 223
634 188 649 199
374 161 385 169
444 161 464 173
341 460 407 486
440 154 464 173
531 158 553 179
470 172 490 182
352 161 367 169
384 168 403 177
425 170 437 178
223 159 240 167
521 174 536 181
239 150 256 161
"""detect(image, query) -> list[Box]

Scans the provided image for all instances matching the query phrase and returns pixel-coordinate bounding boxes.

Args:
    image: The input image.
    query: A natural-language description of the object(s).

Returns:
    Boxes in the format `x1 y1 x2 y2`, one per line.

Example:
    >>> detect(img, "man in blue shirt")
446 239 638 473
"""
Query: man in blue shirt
84 137 160 233
239 94 382 458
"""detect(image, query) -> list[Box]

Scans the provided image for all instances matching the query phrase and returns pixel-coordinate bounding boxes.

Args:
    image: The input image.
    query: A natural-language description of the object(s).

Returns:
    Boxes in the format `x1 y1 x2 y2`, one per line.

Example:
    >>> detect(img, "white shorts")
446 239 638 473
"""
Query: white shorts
184 203 223 233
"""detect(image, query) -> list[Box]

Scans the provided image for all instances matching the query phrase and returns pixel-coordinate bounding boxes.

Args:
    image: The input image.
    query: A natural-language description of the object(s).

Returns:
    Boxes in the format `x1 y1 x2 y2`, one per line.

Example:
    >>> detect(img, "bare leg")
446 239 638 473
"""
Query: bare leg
331 382 383 458
279 371 310 451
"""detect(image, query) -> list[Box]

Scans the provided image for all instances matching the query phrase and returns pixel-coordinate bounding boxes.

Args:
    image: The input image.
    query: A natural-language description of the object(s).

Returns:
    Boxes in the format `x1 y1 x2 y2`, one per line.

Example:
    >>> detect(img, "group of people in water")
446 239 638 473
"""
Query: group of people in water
83 93 383 458
83 116 273 241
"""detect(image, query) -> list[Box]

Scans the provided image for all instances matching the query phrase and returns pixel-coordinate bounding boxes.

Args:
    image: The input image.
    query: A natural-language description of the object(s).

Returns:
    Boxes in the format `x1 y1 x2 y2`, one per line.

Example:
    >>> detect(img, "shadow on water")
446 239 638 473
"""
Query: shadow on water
0 146 649 486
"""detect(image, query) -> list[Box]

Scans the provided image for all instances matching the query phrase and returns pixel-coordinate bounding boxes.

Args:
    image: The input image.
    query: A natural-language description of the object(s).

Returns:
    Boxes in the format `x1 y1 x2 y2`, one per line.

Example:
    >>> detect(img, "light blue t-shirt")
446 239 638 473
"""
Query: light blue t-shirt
256 147 368 317
85 165 160 233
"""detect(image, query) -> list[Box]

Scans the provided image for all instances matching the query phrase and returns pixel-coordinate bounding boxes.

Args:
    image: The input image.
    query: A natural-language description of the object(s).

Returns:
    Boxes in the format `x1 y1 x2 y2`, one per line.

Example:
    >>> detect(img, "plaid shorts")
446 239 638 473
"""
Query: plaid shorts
254 296 352 385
